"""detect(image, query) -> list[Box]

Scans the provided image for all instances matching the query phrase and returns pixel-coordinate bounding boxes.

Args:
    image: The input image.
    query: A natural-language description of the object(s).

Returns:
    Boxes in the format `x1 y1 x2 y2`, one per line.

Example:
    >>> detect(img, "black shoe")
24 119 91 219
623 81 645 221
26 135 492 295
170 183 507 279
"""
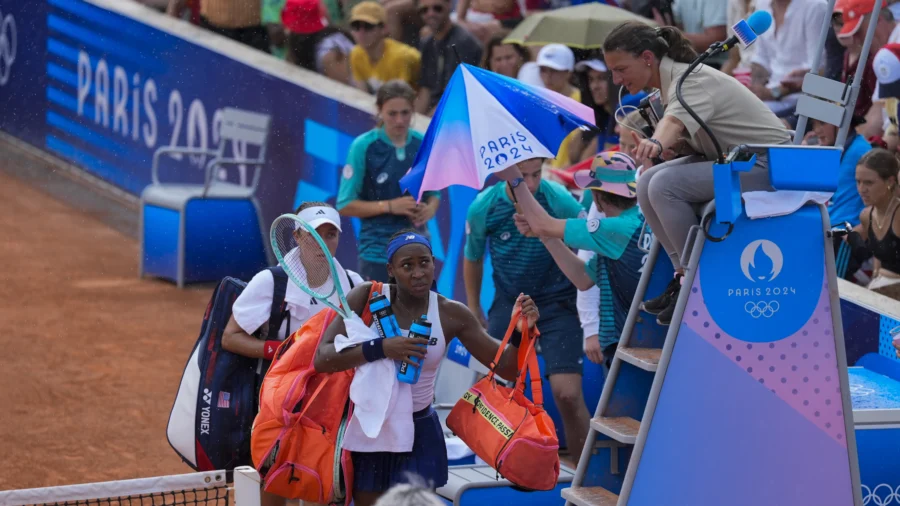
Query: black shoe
656 296 678 326
641 275 682 315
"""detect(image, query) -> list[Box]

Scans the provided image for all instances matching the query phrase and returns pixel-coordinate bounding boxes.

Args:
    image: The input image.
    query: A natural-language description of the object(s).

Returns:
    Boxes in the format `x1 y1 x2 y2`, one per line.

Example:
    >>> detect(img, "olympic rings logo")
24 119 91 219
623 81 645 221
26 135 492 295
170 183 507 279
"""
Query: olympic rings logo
0 10 16 86
862 484 900 505
744 301 780 318
850 382 875 397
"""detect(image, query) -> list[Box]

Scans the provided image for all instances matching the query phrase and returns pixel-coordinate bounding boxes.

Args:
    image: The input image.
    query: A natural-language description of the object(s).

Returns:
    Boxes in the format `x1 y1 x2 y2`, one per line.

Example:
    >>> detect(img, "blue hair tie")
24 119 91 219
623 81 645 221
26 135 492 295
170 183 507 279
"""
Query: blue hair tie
386 232 432 262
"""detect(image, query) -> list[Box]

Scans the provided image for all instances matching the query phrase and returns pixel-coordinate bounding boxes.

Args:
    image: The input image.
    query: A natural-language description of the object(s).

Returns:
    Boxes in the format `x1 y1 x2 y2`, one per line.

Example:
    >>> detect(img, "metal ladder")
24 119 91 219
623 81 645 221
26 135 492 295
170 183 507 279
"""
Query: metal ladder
561 0 877 501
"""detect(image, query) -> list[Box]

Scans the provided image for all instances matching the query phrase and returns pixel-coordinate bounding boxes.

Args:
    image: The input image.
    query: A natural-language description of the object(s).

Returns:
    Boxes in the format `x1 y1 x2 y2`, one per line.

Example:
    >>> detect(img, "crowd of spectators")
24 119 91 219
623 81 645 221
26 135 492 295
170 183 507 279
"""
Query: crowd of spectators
133 0 900 299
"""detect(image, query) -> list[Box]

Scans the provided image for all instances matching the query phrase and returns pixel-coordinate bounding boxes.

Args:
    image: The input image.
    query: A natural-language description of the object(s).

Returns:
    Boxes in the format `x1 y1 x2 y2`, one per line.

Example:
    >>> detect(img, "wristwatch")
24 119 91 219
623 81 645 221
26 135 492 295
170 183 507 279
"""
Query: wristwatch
508 177 524 203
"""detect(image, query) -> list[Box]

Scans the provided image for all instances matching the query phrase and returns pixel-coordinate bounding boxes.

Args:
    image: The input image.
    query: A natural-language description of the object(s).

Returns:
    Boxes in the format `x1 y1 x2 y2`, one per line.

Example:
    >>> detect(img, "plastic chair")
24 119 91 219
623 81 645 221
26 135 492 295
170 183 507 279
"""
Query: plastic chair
139 108 273 287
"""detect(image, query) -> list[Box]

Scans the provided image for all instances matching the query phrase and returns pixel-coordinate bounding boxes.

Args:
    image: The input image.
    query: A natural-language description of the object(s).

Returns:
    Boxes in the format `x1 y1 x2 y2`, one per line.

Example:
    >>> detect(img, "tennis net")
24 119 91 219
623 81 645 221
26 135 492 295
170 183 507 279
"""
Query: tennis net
0 467 262 506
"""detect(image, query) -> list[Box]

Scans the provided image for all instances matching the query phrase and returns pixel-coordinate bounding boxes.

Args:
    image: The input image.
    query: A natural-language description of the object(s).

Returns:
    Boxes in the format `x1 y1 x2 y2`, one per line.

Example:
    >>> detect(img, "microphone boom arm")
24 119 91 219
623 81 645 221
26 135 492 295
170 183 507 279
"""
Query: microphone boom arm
674 49 727 165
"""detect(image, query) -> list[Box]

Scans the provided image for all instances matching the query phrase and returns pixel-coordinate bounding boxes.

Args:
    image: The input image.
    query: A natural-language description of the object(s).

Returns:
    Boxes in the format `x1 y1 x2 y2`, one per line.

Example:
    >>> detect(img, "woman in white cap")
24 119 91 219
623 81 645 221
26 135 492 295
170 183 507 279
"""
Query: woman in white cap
224 201 363 363
223 201 362 506
536 43 580 101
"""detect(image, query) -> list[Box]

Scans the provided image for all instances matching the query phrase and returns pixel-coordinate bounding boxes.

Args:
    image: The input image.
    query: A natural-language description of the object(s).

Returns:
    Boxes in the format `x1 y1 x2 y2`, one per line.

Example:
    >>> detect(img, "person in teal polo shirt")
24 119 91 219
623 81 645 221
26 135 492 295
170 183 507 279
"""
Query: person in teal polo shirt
501 151 646 370
337 80 441 282
463 156 589 463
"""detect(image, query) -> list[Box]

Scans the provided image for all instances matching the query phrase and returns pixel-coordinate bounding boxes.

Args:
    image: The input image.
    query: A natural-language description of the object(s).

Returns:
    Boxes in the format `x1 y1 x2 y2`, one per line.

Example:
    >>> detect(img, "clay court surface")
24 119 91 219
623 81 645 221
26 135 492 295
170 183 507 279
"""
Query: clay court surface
0 148 214 491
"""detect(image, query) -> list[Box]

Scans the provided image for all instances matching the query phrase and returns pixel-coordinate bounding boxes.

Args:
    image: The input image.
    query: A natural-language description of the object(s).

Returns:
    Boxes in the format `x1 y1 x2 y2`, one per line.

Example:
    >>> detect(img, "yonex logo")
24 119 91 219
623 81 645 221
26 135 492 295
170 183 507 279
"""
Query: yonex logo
200 388 212 435
0 10 16 86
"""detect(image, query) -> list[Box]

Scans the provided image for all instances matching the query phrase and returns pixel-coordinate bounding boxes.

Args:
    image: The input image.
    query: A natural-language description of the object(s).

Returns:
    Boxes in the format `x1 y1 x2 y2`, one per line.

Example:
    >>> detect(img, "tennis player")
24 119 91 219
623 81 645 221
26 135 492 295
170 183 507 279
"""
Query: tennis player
222 201 361 506
224 201 362 362
314 229 540 506
463 156 591 464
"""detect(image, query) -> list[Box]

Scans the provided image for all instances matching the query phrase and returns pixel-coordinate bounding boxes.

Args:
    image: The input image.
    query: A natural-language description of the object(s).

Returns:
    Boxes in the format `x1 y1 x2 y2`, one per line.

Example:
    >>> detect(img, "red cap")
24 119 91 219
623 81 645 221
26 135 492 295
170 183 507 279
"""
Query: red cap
834 0 887 38
283 0 327 35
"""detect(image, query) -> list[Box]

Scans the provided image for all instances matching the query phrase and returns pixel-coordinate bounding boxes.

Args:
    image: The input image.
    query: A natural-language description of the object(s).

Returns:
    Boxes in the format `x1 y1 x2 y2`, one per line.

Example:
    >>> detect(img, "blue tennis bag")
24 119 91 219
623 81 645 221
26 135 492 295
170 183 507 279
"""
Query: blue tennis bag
166 267 289 472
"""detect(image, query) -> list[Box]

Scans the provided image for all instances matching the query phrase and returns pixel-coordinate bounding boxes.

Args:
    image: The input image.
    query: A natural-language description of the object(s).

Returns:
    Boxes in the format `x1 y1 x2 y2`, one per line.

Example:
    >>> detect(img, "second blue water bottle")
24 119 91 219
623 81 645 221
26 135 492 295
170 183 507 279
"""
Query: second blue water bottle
397 315 431 384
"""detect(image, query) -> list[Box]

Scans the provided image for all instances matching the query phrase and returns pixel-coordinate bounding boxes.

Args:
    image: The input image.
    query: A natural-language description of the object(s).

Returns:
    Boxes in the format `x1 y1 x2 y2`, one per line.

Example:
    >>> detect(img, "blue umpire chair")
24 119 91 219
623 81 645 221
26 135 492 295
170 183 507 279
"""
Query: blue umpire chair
139 108 273 288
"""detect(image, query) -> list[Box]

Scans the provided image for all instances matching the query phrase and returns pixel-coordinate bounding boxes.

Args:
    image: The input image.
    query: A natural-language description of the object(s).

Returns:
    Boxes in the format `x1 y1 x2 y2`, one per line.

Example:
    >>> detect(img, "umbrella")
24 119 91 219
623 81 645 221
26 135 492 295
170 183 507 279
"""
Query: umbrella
399 64 596 201
503 3 656 49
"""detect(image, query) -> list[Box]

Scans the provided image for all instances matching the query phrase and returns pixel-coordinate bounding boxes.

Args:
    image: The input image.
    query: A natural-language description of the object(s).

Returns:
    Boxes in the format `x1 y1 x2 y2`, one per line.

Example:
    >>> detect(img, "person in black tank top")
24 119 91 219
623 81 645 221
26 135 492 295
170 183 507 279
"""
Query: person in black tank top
854 149 900 301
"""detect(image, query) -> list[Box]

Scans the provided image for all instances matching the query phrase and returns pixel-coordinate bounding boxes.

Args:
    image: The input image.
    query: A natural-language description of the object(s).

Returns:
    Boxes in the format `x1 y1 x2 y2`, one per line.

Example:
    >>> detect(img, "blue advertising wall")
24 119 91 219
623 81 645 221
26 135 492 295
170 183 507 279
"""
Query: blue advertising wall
0 0 489 303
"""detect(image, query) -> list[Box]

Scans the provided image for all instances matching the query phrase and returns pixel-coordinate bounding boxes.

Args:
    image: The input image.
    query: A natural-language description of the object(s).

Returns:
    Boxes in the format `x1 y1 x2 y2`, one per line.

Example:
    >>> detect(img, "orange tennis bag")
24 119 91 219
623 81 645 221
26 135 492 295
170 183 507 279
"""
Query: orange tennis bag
446 311 560 491
251 282 381 505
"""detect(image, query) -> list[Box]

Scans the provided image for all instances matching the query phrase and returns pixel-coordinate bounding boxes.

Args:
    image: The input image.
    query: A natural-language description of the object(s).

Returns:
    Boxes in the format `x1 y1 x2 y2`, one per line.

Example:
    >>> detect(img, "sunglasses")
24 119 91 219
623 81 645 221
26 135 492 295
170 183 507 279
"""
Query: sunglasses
418 4 445 14
351 21 379 31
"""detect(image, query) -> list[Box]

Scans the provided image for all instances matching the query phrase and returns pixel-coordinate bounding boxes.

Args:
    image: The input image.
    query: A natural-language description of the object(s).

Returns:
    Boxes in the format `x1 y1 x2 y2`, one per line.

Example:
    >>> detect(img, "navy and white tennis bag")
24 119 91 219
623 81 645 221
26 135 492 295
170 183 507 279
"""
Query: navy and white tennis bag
166 267 290 472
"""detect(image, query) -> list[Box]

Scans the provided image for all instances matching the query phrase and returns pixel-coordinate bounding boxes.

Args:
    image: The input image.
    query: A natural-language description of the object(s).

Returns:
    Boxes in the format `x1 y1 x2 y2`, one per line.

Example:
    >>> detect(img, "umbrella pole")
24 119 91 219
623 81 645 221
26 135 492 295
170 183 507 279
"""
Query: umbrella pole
451 44 462 66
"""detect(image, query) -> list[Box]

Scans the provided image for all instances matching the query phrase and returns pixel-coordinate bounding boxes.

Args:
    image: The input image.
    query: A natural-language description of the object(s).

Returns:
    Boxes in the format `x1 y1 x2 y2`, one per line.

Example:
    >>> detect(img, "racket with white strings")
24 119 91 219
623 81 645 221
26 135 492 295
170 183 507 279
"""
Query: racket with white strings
270 213 353 320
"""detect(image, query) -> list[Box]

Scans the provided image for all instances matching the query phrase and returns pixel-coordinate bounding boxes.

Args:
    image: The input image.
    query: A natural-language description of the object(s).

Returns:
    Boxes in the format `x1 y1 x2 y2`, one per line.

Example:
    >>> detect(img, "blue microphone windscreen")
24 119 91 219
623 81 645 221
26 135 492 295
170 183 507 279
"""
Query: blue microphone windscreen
747 10 773 35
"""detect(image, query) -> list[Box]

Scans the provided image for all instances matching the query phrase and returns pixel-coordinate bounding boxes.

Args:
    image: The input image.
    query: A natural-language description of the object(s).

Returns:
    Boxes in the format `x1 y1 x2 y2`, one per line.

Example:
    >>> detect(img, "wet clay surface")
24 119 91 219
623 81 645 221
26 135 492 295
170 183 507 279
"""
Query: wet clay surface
0 168 213 490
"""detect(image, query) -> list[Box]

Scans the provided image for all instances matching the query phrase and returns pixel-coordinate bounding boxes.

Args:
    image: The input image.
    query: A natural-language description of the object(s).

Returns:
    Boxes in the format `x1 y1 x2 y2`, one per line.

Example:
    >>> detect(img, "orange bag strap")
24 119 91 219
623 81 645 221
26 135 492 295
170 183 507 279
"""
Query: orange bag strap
487 309 544 406
513 322 544 407
359 281 382 325
294 281 384 419
487 308 523 377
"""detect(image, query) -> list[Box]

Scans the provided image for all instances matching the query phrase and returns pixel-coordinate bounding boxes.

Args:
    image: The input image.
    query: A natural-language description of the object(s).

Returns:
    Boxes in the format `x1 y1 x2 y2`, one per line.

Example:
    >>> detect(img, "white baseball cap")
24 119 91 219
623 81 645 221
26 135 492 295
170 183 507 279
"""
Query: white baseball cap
297 205 343 232
536 44 575 72
575 59 608 73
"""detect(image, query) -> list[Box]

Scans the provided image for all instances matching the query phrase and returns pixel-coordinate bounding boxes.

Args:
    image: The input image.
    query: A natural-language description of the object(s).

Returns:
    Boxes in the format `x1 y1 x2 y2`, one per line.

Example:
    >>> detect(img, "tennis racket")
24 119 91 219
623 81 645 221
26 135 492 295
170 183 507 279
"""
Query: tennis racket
270 213 353 320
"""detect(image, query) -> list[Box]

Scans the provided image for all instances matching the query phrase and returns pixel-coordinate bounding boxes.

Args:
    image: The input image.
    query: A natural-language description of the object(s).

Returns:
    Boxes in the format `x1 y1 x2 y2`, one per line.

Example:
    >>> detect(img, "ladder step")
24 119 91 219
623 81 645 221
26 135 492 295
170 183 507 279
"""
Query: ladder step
617 347 662 371
590 416 640 444
562 486 619 506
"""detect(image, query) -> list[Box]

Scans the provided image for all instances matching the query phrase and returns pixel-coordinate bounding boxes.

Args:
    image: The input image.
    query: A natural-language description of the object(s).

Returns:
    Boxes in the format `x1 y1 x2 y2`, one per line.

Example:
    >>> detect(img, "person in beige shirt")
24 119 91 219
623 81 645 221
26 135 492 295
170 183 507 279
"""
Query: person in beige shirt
168 0 270 52
602 21 792 325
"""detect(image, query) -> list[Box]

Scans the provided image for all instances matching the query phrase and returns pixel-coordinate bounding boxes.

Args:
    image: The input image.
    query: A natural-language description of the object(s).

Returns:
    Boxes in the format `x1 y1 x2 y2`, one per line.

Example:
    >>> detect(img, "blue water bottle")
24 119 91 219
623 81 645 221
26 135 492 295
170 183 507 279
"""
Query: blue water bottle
397 315 431 384
368 291 402 338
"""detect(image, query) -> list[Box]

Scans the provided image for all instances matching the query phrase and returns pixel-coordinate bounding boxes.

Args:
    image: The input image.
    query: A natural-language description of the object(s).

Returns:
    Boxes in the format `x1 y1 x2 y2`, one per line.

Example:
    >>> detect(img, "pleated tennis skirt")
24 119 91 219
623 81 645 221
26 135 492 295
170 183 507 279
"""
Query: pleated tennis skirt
351 406 449 492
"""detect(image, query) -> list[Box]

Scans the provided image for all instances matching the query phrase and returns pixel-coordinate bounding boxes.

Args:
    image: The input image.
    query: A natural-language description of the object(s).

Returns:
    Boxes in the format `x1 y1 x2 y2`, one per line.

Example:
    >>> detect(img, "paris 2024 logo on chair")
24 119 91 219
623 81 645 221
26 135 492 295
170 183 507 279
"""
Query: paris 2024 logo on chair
700 210 824 343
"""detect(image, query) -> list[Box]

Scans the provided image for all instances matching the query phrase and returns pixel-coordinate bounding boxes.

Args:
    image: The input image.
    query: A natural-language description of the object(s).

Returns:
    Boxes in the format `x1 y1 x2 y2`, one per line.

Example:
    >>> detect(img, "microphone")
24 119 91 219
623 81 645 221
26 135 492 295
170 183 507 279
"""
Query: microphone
716 10 773 53
675 9 774 165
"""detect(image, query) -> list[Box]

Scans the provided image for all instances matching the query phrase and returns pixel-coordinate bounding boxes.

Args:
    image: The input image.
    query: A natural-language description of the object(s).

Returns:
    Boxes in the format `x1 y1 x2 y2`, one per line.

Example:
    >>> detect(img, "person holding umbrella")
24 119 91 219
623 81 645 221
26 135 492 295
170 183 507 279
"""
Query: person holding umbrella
463 156 591 465
337 80 442 282
497 152 647 370
602 22 791 325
